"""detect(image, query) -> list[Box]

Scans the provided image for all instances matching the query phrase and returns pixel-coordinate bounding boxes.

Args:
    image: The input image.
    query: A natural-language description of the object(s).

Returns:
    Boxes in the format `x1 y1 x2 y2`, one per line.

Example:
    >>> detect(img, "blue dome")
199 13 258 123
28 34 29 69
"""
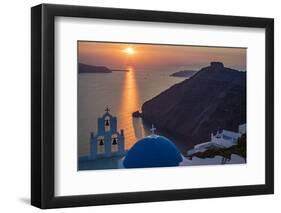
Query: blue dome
123 135 183 168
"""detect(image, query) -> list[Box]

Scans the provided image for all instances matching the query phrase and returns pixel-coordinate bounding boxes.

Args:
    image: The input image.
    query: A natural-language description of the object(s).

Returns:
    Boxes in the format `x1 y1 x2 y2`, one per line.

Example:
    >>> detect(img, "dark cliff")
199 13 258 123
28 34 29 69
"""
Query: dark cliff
141 62 246 150
78 63 112 73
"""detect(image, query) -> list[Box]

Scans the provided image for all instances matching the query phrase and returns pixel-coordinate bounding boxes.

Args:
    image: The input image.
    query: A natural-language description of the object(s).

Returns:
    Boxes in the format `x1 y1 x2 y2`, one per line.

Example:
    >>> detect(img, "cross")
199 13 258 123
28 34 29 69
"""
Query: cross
105 107 110 113
150 124 156 135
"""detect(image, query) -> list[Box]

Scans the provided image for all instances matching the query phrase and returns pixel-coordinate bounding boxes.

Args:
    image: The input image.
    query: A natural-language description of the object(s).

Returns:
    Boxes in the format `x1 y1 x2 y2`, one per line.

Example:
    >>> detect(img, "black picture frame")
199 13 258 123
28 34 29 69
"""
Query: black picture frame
31 3 274 209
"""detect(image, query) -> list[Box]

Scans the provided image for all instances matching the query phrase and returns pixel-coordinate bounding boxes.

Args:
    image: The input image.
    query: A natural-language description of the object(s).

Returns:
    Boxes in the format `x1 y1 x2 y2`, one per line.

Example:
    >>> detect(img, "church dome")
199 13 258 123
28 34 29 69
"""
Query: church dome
123 134 183 168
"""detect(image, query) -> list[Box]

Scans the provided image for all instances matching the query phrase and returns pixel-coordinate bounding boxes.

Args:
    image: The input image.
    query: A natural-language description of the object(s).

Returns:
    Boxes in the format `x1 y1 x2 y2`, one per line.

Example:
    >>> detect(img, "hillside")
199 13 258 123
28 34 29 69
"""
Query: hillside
141 62 246 150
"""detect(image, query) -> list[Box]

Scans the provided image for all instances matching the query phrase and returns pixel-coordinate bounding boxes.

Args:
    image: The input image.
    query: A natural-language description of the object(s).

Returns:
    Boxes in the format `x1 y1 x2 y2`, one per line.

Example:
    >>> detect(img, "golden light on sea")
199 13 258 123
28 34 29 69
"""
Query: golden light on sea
118 66 145 149
123 47 136 55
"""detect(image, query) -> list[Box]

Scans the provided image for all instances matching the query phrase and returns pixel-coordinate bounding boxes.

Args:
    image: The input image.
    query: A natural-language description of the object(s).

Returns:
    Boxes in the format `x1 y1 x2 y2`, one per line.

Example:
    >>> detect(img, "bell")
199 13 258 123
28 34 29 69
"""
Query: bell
112 137 117 145
99 139 104 146
105 119 109 126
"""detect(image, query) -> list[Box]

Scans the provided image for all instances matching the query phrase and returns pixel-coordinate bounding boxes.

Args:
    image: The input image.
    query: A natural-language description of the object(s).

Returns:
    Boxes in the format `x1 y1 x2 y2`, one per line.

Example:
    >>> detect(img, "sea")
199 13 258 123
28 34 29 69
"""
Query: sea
78 68 186 156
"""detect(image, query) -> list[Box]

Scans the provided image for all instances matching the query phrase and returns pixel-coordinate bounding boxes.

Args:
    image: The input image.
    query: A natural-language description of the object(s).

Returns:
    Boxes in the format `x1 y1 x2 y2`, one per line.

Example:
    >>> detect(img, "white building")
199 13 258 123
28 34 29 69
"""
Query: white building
210 129 241 148
187 124 246 156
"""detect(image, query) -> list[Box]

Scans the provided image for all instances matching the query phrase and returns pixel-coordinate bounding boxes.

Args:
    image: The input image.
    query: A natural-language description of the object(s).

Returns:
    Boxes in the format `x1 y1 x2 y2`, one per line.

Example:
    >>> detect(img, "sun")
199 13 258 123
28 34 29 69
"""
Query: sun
123 47 135 55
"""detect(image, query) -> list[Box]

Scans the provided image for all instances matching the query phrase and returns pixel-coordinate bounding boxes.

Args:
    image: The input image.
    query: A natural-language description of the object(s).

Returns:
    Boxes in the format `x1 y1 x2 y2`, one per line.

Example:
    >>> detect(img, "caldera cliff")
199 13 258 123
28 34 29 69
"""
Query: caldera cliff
141 62 246 150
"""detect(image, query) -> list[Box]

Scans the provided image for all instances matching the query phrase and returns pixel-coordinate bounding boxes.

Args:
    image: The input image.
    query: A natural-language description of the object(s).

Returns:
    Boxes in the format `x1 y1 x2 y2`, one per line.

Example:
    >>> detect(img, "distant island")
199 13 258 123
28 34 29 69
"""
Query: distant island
78 63 129 74
133 62 246 151
170 70 197 78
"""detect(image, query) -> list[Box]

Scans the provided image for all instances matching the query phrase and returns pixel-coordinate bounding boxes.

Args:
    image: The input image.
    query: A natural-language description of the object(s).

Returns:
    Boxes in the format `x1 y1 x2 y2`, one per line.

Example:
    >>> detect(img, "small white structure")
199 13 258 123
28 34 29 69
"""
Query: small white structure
187 124 246 156
210 129 241 148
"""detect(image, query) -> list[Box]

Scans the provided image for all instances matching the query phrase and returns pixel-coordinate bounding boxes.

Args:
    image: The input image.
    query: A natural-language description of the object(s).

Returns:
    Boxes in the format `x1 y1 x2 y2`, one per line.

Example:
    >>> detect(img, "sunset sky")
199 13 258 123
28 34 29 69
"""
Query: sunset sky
78 41 246 71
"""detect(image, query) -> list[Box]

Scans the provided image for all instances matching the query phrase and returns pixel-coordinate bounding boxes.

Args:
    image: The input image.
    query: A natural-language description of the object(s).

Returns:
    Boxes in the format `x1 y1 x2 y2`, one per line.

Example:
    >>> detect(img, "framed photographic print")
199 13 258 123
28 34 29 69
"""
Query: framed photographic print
31 4 274 209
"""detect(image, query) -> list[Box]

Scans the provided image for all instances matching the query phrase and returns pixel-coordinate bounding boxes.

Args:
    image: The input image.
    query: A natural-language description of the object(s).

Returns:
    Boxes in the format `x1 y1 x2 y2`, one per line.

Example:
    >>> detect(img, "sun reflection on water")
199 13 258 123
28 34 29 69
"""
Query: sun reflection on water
118 67 146 149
